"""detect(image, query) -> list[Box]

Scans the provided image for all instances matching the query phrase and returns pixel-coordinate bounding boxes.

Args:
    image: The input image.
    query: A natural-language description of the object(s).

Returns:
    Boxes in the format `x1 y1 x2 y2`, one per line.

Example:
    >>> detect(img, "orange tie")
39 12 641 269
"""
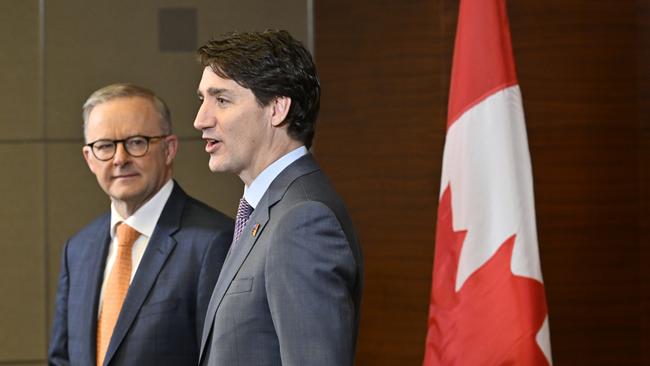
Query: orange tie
96 223 140 366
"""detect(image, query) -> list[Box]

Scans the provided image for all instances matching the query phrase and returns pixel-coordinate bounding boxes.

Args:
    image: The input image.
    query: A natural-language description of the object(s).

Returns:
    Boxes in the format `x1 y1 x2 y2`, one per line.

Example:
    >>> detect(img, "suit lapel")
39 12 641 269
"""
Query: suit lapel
199 154 321 360
199 202 270 358
103 184 186 365
80 216 111 364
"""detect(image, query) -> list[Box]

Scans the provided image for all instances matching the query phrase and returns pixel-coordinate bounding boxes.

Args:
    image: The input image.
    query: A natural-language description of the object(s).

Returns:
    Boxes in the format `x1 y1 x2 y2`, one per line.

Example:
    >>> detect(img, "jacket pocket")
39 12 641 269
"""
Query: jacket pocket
138 298 180 317
225 277 253 295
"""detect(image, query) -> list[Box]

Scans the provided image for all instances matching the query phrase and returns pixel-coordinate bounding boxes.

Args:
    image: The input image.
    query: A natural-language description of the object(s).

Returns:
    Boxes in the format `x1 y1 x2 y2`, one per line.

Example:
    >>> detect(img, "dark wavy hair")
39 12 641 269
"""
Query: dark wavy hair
197 30 320 149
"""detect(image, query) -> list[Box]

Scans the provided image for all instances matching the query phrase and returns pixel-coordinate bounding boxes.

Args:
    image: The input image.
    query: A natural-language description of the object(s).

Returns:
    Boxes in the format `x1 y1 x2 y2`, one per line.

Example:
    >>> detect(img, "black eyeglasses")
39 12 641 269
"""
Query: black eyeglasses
85 135 169 161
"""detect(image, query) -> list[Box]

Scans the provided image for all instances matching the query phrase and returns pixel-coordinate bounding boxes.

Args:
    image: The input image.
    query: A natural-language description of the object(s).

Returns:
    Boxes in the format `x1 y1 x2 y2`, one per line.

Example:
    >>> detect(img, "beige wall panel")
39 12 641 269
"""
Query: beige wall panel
0 144 46 361
45 142 109 330
173 139 242 218
45 0 308 140
0 0 41 140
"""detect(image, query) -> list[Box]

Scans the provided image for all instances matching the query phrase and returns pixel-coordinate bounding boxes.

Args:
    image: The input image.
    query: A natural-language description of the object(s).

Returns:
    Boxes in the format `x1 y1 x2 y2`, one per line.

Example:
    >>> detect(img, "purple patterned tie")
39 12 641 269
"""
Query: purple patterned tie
233 197 254 244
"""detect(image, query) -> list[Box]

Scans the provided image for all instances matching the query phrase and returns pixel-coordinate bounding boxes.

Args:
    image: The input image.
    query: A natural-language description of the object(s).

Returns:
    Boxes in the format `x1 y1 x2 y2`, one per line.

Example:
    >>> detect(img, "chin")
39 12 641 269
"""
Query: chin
208 158 228 173
207 162 219 172
109 189 138 202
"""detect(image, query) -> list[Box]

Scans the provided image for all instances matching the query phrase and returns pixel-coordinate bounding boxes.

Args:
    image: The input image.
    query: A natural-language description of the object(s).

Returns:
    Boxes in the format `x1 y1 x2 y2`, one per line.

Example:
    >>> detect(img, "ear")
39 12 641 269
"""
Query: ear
270 96 292 127
163 135 179 165
82 146 98 174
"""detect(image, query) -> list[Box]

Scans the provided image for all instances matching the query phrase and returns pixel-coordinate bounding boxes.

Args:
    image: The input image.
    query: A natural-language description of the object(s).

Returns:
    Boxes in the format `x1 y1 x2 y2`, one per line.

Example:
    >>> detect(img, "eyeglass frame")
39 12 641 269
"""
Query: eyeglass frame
85 135 170 161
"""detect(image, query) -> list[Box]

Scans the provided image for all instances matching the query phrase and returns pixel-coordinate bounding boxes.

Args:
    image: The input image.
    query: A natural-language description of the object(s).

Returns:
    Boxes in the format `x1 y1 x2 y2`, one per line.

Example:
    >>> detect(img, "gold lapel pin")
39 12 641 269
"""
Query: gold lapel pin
252 223 260 237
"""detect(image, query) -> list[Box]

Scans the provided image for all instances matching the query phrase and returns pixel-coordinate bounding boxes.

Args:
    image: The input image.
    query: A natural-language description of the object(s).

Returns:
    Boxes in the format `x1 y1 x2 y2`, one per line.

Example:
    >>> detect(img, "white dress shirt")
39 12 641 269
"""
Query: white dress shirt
244 146 308 209
98 179 174 313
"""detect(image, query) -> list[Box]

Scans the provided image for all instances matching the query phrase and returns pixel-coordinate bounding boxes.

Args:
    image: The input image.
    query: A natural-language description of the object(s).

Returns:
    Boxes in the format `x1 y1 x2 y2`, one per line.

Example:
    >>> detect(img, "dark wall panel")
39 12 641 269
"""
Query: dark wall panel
315 0 647 365
315 1 444 364
509 1 641 364
640 0 650 365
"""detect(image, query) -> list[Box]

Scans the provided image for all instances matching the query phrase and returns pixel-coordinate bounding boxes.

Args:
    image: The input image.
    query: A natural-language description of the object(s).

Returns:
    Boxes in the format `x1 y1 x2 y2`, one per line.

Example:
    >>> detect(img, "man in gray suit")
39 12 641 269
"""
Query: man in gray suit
193 30 363 365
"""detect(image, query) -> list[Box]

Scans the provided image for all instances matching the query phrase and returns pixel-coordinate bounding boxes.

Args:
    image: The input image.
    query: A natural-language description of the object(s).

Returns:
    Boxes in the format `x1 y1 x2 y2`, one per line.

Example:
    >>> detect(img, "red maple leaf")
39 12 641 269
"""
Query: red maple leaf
423 185 550 365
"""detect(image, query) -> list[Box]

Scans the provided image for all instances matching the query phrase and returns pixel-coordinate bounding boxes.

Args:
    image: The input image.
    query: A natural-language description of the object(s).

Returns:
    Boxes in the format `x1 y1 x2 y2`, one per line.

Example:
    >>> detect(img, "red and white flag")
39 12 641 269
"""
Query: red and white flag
423 0 552 364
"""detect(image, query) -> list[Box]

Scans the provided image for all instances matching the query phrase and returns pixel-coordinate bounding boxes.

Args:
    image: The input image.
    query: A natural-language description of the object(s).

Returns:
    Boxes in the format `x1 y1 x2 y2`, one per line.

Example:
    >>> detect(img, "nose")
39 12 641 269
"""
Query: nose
112 141 130 166
193 101 212 131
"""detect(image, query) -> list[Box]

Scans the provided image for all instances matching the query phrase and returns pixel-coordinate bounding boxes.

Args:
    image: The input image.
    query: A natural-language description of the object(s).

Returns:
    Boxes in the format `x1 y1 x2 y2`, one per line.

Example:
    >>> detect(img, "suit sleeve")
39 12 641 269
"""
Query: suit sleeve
48 242 71 366
195 228 232 342
265 201 358 366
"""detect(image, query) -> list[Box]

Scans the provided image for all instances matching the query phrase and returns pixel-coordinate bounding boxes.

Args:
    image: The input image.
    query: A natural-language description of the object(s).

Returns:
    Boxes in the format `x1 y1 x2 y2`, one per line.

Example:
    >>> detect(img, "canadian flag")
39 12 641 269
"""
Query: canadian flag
423 0 552 365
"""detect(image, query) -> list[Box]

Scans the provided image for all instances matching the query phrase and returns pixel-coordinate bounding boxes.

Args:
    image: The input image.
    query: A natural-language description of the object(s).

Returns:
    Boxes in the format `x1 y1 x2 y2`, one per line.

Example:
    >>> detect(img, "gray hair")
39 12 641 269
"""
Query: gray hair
82 83 172 140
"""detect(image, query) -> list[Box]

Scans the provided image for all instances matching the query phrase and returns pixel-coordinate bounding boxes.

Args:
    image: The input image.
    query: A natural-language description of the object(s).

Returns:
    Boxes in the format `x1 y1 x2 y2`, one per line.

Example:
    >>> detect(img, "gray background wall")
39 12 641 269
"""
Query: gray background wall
0 1 309 364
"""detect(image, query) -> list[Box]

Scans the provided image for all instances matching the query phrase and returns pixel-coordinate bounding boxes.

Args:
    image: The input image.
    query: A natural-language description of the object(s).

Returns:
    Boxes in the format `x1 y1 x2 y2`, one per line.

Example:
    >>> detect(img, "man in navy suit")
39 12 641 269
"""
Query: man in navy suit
48 83 233 366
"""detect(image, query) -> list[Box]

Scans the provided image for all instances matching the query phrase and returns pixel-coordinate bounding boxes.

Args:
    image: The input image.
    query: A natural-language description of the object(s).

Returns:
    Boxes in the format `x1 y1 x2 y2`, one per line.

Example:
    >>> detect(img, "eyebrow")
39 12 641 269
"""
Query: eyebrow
208 87 229 96
197 87 227 97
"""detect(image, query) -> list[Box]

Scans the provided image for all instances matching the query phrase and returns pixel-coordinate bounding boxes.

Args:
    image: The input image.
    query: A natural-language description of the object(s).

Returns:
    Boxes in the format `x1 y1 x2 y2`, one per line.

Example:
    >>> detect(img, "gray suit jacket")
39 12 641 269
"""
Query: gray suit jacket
49 182 234 366
199 154 363 366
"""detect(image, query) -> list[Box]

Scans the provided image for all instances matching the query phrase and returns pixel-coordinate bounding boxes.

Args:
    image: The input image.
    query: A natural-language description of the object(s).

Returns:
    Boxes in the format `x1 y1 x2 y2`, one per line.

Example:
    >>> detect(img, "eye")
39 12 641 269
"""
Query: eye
216 97 229 106
94 141 114 151
126 137 147 148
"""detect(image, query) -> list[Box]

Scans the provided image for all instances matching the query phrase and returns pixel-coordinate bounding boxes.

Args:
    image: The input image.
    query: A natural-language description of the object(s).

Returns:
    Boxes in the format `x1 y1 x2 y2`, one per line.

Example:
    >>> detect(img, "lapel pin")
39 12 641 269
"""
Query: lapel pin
252 223 260 237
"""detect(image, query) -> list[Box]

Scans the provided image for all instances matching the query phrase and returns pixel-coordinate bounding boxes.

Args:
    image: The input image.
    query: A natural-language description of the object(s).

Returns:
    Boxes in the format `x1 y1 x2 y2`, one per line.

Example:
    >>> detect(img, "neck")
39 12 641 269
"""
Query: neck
113 200 141 219
112 176 172 218
240 140 303 186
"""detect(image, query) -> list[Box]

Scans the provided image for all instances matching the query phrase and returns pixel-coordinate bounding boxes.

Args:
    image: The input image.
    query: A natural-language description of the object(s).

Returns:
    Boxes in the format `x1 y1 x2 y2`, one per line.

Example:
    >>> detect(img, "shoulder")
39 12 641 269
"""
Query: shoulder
281 171 352 227
173 194 234 254
172 196 233 264
169 182 234 230
67 211 110 245
273 172 358 243
265 200 361 286
182 195 234 229
270 168 361 255
62 211 110 262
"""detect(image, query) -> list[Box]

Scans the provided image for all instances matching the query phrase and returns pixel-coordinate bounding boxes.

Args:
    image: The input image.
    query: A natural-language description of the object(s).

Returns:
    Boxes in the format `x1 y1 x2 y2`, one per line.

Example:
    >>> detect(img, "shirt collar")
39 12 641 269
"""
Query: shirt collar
110 179 174 238
244 146 308 209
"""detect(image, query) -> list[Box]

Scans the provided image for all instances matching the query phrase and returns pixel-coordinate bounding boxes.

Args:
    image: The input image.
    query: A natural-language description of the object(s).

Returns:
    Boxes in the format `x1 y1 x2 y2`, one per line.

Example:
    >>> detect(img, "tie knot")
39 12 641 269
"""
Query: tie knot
232 197 254 244
236 197 254 222
116 223 140 248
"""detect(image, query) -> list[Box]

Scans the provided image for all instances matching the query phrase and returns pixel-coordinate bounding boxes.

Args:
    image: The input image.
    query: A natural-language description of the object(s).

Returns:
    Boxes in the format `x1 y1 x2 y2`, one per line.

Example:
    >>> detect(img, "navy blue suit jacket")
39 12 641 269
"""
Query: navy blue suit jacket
49 183 233 366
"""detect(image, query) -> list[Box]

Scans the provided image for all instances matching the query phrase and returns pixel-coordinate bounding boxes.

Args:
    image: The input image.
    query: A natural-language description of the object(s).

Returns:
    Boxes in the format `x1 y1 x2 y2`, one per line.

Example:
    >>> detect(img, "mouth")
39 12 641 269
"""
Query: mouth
204 137 222 153
112 173 139 180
